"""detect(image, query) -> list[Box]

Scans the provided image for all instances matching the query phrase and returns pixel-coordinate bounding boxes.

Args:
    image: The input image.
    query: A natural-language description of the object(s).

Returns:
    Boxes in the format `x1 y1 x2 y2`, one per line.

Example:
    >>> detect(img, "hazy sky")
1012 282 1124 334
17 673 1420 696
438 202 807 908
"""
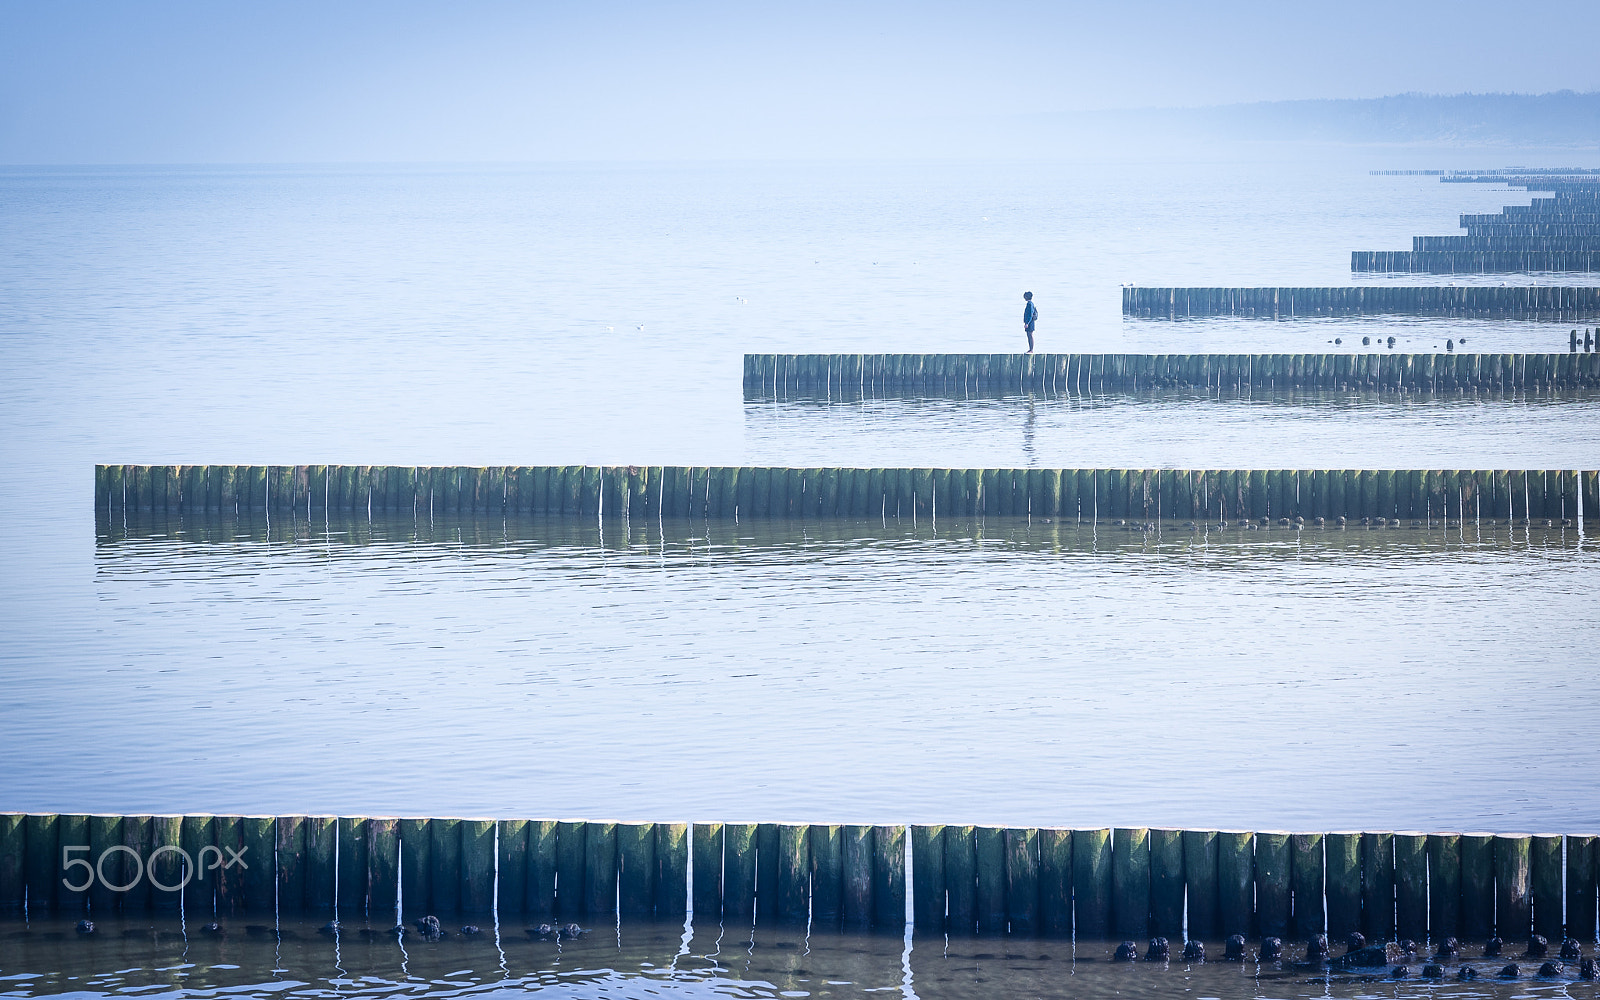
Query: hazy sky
2 0 1597 162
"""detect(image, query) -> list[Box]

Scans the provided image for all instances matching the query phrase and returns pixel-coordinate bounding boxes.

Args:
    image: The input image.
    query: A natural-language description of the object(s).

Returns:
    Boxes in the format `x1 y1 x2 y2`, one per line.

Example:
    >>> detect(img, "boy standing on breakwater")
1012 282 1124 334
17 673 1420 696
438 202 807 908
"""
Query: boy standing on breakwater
1022 291 1038 353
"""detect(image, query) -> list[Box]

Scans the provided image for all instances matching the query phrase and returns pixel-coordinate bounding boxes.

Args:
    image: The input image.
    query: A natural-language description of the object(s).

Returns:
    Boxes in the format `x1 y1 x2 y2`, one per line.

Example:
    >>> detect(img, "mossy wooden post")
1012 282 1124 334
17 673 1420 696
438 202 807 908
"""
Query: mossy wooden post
23 813 58 914
398 818 432 917
147 815 184 914
1393 833 1427 940
275 815 307 914
911 825 946 931
1427 833 1461 940
1530 834 1563 940
944 825 976 934
355 817 393 921
873 825 906 929
304 815 336 913
85 815 121 915
1073 828 1111 938
1005 828 1039 935
237 816 273 914
336 817 368 917
1494 834 1532 939
1146 829 1183 938
811 824 843 926
55 814 90 914
1324 832 1361 939
653 823 686 918
722 822 757 919
175 814 212 916
616 822 657 917
1361 832 1394 941
461 819 496 915
1217 830 1254 939
430 817 462 914
496 819 528 916
556 820 586 917
583 821 617 917
1254 832 1290 939
1038 828 1072 938
1288 833 1323 938
755 822 779 917
1566 835 1597 943
690 822 722 920
1459 833 1495 938
777 823 810 923
1182 829 1219 939
842 824 874 928
975 826 1005 933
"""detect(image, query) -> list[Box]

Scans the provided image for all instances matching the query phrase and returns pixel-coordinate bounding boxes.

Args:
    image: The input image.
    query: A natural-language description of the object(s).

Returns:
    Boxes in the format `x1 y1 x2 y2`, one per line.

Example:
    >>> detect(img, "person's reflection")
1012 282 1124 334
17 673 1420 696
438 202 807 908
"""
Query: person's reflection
1022 394 1037 465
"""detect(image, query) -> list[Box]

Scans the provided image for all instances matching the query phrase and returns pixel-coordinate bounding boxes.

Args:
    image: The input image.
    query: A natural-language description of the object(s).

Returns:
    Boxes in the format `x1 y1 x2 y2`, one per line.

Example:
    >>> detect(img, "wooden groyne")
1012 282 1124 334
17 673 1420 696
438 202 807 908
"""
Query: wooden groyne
3 814 1596 943
743 352 1600 393
1122 285 1600 319
1351 251 1600 273
96 465 1598 525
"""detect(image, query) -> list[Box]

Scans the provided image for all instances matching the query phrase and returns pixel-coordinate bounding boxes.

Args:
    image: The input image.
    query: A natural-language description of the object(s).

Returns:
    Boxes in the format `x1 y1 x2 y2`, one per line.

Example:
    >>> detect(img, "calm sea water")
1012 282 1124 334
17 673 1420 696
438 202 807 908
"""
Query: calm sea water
3 150 1598 844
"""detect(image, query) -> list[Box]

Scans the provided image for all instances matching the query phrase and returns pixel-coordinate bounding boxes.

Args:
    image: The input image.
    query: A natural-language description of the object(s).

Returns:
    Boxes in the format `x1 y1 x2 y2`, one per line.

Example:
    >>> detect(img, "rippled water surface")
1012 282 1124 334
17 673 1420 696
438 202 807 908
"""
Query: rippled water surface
2 151 1598 837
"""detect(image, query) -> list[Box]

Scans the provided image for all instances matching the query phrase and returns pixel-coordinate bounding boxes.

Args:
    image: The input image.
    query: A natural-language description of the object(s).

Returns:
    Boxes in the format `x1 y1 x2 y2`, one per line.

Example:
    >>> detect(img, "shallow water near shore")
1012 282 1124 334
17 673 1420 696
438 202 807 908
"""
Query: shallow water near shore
2 914 1593 1000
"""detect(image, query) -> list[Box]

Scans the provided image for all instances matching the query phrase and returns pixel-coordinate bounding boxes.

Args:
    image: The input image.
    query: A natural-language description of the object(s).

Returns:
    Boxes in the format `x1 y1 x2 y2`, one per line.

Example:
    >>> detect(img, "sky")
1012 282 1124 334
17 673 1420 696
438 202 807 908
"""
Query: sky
2 0 1598 163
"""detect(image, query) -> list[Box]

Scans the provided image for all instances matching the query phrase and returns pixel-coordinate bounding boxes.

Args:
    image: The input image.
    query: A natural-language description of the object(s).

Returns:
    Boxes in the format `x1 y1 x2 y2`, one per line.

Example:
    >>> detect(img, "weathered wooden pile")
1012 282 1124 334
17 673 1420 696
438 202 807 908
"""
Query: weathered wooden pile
743 352 1600 395
95 465 1597 525
4 814 1596 944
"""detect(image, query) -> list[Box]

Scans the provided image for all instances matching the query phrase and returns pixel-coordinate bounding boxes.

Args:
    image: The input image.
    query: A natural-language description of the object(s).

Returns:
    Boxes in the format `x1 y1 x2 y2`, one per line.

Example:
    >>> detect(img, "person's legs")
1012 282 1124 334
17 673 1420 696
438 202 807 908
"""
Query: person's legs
1025 326 1034 353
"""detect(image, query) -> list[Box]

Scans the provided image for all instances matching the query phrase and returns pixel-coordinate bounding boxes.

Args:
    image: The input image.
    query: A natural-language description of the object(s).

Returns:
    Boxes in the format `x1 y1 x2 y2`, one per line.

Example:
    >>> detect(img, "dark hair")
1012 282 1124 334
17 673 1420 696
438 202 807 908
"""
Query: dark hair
1024 291 1033 300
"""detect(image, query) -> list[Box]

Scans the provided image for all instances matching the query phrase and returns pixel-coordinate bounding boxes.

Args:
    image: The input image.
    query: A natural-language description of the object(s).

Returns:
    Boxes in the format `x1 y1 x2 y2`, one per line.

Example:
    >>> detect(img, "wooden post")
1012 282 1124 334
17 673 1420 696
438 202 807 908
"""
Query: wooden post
460 819 496 916
756 822 779 917
23 813 58 914
944 825 976 934
1038 828 1072 938
1427 833 1461 940
556 820 587 917
1361 832 1394 941
1217 830 1255 938
1566 835 1597 943
777 823 810 923
237 816 273 914
430 817 462 914
1074 828 1112 937
842 824 874 928
654 822 687 919
690 822 722 920
302 816 335 913
1460 833 1495 938
911 825 945 931
335 817 368 918
1254 832 1291 939
975 826 1004 933
1182 829 1219 940
873 825 906 929
1325 832 1362 940
1394 832 1427 940
497 819 528 916
57 814 90 914
583 821 617 916
398 818 431 916
85 815 121 915
1146 828 1183 938
1530 834 1563 941
1290 832 1324 938
1004 828 1039 936
811 824 843 926
147 815 184 914
722 822 757 919
1495 834 1532 939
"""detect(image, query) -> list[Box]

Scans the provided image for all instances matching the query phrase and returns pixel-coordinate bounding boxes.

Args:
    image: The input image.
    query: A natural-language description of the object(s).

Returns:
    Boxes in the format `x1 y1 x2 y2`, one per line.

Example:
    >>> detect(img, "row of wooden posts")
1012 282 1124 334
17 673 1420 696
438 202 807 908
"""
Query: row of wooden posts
1417 235 1600 249
1350 251 1600 273
742 352 1600 393
96 464 1597 525
1122 285 1600 319
3 815 1597 943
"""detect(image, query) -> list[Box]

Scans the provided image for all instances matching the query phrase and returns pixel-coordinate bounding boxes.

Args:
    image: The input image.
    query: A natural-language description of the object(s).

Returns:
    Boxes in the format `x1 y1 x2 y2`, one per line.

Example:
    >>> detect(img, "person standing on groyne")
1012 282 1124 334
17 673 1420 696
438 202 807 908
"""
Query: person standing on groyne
1022 291 1038 353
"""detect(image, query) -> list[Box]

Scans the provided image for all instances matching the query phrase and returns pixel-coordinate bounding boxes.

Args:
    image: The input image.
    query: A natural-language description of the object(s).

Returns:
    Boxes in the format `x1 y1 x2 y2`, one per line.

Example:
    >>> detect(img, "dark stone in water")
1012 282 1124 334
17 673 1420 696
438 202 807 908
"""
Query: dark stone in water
1224 934 1247 961
1498 963 1520 979
1396 938 1417 956
1390 965 1408 978
318 921 339 936
1305 934 1329 962
1278 517 1290 526
1113 941 1139 962
1334 947 1390 968
1421 963 1443 979
75 920 94 935
1182 940 1205 962
1537 961 1562 978
461 925 481 936
1457 965 1478 981
414 915 444 941
1259 937 1282 961
561 923 586 939
1145 937 1169 961
1344 931 1366 953
530 923 556 939
1485 936 1503 957
1337 515 1346 525
1581 957 1597 979
1434 936 1459 958
1525 934 1548 957
1561 938 1583 960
